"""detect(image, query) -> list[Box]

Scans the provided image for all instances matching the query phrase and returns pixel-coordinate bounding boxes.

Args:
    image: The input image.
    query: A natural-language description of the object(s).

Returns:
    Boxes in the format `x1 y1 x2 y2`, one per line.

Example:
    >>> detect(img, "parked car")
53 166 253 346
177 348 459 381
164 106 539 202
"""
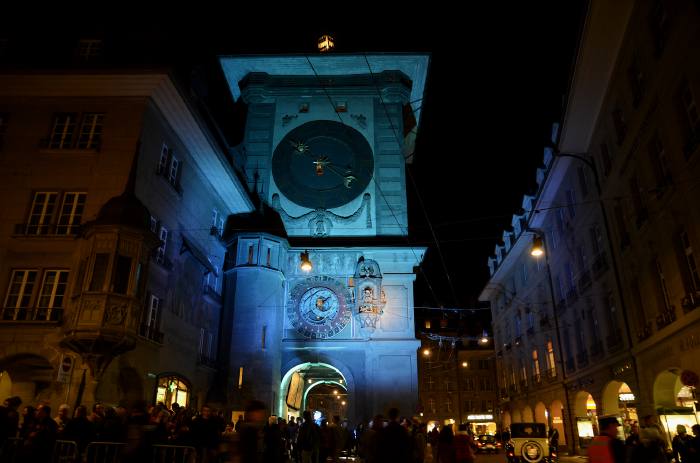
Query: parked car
505 423 558 462
475 434 500 453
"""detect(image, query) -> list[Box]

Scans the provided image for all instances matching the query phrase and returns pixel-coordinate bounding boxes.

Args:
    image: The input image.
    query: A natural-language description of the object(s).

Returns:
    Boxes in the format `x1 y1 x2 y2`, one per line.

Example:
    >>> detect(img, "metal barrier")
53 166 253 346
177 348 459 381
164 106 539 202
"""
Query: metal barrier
84 441 126 463
53 439 78 463
151 444 198 463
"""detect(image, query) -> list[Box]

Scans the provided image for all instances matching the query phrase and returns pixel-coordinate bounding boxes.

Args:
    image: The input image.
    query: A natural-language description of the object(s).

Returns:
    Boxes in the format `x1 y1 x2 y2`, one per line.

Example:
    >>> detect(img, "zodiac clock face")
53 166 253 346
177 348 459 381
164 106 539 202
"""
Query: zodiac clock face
287 276 352 339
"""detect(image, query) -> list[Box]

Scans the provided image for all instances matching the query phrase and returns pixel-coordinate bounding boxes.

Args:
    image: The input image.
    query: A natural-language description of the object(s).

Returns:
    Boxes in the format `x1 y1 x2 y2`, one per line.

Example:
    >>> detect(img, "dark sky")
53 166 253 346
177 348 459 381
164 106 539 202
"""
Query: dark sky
3 4 586 320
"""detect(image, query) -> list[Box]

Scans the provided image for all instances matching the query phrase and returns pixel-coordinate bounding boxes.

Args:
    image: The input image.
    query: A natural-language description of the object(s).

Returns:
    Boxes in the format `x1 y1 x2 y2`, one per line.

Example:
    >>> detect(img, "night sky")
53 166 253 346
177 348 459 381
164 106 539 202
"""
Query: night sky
2 4 585 325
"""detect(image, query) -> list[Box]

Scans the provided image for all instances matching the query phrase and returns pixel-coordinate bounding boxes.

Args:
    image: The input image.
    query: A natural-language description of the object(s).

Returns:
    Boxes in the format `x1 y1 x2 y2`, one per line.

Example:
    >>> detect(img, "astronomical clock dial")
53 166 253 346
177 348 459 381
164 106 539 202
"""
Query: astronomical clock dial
272 120 374 209
287 276 352 339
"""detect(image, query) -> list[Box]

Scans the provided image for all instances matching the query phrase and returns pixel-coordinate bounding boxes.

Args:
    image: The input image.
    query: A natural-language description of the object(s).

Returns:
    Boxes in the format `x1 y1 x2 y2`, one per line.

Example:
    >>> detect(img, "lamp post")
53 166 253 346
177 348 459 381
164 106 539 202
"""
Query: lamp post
528 229 578 454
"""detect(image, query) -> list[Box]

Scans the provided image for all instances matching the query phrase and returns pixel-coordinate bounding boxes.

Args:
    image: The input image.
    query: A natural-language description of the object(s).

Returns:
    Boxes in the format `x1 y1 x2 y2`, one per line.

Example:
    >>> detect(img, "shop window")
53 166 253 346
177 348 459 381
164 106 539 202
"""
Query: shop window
156 375 189 409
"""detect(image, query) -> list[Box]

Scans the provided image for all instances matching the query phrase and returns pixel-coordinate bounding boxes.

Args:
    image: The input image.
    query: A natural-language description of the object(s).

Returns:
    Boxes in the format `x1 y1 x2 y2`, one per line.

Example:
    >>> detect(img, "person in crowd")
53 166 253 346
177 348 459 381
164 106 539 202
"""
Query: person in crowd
0 396 22 445
17 406 35 440
63 405 95 456
673 424 693 463
377 408 413 462
287 415 300 462
413 422 427 463
191 404 221 462
319 418 334 463
238 399 267 463
263 415 284 463
296 410 320 463
18 404 57 462
640 414 669 463
428 424 440 463
235 414 244 432
453 424 476 463
101 406 127 442
588 417 625 463
358 415 382 463
686 424 700 463
330 415 345 462
54 403 71 435
437 424 456 463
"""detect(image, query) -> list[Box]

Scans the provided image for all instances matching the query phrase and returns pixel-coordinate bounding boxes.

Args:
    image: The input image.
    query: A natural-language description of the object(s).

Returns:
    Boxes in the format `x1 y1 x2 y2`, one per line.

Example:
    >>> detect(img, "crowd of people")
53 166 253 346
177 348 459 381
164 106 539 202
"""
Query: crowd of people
590 414 700 463
0 395 481 462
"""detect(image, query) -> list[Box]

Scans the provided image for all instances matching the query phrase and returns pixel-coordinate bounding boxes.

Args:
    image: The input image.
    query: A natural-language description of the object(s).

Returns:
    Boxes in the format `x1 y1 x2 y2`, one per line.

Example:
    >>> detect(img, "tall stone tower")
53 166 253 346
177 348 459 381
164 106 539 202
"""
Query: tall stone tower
219 54 429 423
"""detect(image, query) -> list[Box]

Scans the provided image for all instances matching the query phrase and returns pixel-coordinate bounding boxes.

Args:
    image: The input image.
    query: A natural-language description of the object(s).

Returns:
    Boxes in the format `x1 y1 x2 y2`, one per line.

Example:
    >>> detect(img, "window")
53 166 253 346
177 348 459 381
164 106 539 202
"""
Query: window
527 310 535 330
680 80 700 154
156 142 181 189
546 341 556 376
205 271 219 295
425 320 431 329
145 295 161 330
37 270 69 309
112 255 132 294
155 226 168 265
3 269 38 311
76 113 104 149
521 262 528 285
514 315 522 337
655 258 671 311
89 254 110 292
150 216 158 233
211 209 219 228
199 328 214 361
48 113 104 150
428 398 436 413
681 231 700 291
532 349 541 379
56 192 86 235
77 39 102 60
247 244 254 265
607 293 620 337
565 261 575 294
49 113 77 149
26 192 58 234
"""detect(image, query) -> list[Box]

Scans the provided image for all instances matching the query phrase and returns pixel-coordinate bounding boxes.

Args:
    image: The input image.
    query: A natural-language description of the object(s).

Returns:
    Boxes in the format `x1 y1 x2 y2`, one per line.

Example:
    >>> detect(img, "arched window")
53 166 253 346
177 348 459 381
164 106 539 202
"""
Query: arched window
156 375 189 408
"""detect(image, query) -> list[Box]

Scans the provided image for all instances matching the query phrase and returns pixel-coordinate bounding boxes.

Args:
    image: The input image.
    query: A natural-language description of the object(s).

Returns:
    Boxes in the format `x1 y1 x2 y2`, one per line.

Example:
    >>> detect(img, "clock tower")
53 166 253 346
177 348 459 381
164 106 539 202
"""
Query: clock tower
219 54 429 423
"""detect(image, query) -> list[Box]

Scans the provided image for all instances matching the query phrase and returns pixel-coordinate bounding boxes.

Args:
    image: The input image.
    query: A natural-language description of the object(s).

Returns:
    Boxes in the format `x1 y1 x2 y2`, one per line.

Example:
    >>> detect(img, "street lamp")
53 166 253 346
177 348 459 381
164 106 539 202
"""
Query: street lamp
528 229 577 454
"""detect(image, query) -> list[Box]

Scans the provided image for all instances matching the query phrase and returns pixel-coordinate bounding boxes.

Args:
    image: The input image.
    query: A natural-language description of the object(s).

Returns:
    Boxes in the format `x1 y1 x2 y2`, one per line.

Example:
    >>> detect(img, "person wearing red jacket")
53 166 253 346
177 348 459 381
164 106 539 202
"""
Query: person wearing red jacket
589 417 625 463
453 424 476 463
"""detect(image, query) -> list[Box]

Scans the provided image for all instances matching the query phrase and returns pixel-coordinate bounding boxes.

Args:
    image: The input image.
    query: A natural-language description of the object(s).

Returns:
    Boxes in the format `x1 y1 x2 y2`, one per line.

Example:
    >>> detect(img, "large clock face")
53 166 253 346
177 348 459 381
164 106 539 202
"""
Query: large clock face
287 276 352 339
272 120 374 209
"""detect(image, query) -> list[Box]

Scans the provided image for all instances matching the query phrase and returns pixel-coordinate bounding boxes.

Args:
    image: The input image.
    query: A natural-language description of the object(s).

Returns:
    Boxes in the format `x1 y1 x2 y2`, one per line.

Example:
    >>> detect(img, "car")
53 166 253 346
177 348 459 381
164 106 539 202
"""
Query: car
504 423 558 463
475 434 500 453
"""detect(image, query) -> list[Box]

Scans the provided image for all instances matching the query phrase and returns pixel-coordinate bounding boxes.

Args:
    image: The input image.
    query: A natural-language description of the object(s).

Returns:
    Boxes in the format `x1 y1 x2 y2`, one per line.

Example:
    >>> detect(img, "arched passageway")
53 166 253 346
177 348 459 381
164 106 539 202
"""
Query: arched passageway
550 399 566 445
535 402 547 424
280 362 349 422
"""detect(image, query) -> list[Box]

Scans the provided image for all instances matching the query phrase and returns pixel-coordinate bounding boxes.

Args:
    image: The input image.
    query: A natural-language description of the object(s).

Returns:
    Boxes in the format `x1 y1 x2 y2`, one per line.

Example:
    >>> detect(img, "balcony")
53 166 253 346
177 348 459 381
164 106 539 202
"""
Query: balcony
637 321 653 342
576 351 589 368
656 306 677 330
578 270 592 293
1 307 63 323
138 323 164 344
592 253 609 278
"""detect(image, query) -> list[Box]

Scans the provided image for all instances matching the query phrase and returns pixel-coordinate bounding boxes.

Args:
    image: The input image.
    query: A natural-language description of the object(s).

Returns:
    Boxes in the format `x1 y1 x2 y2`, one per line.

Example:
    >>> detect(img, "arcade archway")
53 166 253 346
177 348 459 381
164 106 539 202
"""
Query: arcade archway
279 362 349 422
0 354 54 405
653 368 700 441
574 391 597 448
550 399 566 445
522 405 534 422
602 381 638 425
535 402 547 424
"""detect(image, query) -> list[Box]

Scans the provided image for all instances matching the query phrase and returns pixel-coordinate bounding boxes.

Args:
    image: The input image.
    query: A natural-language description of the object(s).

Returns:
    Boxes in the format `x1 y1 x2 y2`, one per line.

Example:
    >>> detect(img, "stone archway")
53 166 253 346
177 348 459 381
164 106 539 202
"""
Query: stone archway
654 368 682 408
0 353 55 406
280 362 349 422
522 404 534 422
535 402 547 424
503 411 512 430
512 408 522 423
574 390 596 417
550 399 566 445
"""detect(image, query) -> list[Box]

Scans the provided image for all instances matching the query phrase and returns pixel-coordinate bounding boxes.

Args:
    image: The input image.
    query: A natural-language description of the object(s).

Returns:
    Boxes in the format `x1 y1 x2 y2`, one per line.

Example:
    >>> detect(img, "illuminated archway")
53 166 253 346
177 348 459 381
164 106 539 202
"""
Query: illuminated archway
602 381 637 424
654 369 683 408
522 405 534 422
535 402 547 424
574 391 596 417
279 362 349 421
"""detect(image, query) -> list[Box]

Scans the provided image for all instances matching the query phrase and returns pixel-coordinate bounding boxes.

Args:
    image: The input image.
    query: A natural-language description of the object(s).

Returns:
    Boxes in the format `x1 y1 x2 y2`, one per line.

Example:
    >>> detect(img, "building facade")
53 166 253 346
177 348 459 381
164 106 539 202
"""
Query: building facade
480 0 700 454
0 69 252 412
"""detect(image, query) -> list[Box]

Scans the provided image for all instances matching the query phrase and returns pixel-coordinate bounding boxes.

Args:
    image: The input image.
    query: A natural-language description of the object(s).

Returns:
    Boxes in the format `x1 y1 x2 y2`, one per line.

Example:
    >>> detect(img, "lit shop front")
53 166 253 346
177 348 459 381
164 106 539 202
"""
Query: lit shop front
467 414 497 435
574 392 598 448
654 369 699 444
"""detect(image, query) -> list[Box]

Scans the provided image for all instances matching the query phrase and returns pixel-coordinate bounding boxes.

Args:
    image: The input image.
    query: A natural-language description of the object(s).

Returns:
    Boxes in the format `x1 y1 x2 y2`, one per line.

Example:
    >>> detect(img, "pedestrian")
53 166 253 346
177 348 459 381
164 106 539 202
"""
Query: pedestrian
54 404 71 435
377 408 413 462
588 417 625 463
436 424 456 463
263 415 284 463
296 410 320 463
453 424 476 463
359 415 382 463
413 422 427 463
673 425 693 463
428 424 440 463
640 414 669 463
686 424 700 463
